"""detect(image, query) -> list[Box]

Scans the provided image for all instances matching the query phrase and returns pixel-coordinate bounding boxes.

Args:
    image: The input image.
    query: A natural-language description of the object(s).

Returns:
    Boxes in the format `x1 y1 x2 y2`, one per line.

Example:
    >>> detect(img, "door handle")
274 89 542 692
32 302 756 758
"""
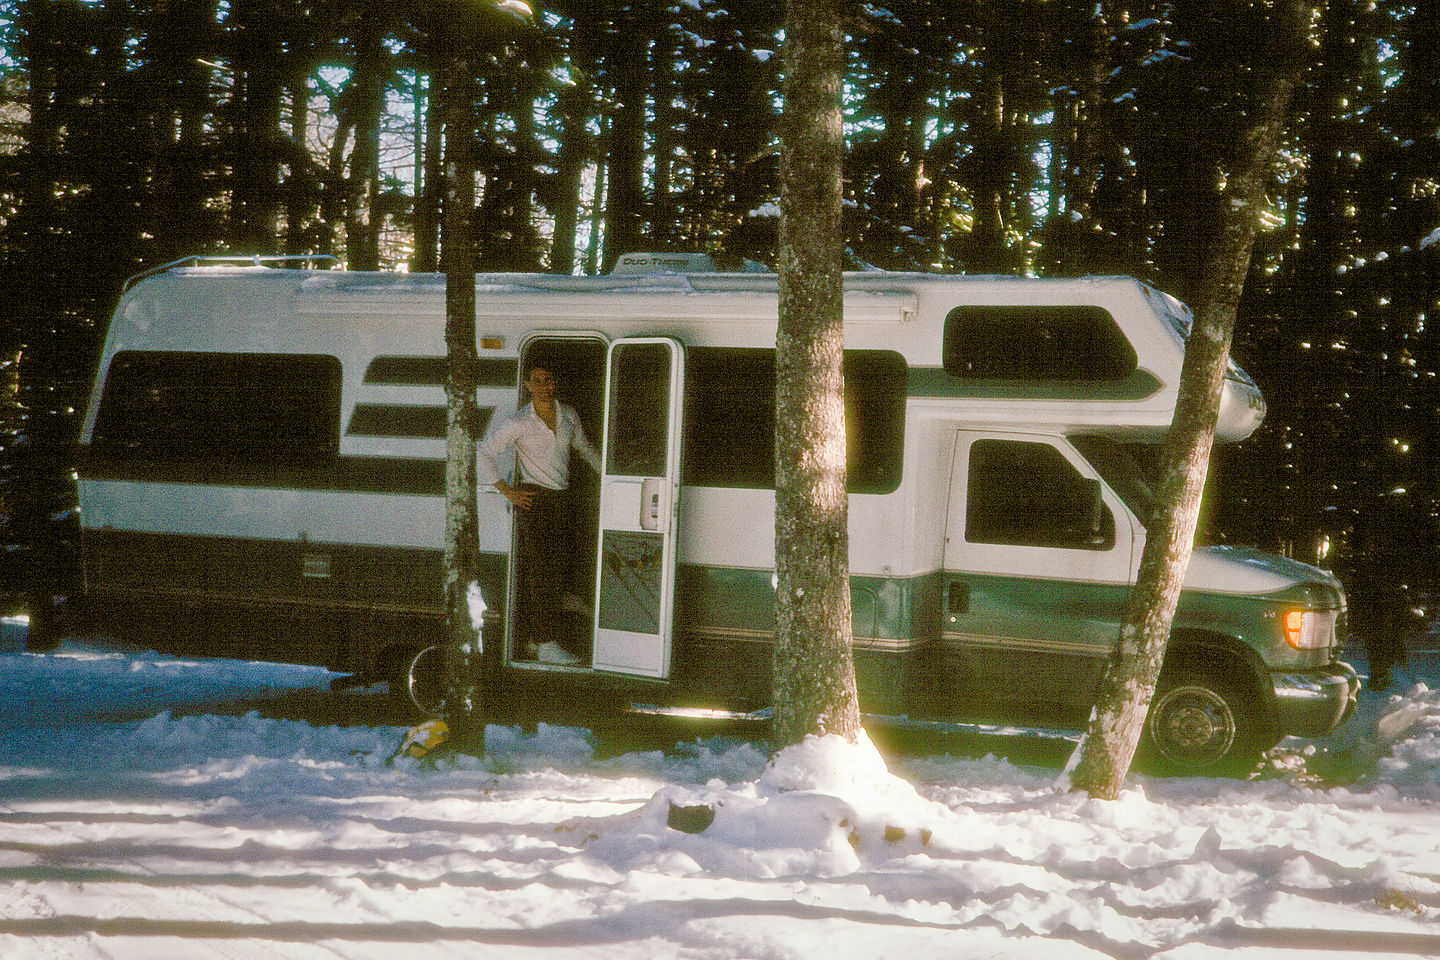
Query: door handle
640 477 664 531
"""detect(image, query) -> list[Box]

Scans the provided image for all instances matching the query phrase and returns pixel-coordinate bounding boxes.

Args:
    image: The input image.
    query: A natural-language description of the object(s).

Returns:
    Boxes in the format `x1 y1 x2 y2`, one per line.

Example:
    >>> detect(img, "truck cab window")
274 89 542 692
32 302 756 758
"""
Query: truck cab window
967 439 1115 549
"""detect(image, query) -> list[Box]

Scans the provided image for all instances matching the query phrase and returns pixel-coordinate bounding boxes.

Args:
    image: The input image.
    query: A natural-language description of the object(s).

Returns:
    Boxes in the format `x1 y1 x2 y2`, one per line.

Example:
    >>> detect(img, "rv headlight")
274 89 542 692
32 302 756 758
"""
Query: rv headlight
1284 609 1337 650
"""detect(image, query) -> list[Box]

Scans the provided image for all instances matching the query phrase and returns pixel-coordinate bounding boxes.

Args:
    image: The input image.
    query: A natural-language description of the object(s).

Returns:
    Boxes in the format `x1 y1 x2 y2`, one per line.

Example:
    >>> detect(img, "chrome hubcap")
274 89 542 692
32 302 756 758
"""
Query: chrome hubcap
1153 685 1235 764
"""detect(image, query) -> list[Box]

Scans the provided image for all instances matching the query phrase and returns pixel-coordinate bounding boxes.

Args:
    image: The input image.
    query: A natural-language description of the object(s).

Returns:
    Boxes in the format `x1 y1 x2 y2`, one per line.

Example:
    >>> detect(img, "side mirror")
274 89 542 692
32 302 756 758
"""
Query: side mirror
1061 477 1113 549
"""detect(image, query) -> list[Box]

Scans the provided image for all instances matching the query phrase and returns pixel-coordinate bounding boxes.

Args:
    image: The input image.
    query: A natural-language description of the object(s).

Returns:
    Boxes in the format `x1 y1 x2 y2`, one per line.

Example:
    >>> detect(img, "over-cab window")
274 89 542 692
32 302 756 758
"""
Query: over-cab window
92 351 342 465
682 348 906 494
967 439 1115 549
943 305 1137 381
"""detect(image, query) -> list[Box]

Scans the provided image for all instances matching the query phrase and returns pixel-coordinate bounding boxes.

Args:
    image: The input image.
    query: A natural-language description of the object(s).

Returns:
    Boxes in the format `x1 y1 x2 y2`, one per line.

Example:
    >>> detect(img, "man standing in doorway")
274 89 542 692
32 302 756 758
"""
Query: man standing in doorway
477 359 602 665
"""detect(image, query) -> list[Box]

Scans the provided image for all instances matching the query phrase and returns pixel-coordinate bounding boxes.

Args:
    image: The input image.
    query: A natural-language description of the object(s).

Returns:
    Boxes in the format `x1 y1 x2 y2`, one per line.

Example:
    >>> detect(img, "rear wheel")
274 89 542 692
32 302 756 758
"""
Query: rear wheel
388 645 445 718
1141 671 1262 776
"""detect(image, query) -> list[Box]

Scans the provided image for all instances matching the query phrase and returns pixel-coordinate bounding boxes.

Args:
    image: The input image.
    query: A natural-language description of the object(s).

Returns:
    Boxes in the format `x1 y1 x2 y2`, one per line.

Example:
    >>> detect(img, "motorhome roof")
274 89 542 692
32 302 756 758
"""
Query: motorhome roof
127 254 1161 300
127 263 1186 336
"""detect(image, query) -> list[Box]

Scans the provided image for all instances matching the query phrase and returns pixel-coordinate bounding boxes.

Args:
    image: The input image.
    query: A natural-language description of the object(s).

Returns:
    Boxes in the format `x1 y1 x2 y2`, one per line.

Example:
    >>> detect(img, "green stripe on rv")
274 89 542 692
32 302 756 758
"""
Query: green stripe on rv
78 528 1321 673
681 565 1311 669
363 356 519 387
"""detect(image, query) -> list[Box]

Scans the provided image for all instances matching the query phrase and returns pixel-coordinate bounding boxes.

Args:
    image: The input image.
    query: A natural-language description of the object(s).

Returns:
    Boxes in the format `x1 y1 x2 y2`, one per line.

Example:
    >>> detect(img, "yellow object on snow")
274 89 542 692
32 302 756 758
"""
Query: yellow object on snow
397 719 451 759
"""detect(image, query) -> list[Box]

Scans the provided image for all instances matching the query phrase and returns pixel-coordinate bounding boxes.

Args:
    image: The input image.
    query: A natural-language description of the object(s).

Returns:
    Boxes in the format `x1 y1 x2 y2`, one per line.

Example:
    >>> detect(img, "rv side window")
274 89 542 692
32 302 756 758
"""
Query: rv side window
943 306 1137 381
92 351 342 465
682 348 906 494
967 439 1115 549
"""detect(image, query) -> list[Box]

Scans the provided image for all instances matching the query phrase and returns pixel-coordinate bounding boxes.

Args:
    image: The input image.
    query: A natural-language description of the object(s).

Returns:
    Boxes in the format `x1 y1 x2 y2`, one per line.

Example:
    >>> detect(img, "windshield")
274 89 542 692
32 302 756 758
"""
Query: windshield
1069 436 1159 529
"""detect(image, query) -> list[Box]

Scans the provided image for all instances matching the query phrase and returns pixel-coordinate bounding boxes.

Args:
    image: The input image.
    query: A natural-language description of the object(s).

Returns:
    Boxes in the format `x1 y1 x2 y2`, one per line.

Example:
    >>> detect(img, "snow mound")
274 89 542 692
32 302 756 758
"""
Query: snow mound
569 732 959 879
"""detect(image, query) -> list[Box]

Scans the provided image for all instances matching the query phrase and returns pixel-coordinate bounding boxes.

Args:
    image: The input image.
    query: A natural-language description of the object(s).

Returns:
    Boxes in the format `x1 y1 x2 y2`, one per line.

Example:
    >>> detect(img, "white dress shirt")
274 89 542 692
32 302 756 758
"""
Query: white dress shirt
476 402 602 491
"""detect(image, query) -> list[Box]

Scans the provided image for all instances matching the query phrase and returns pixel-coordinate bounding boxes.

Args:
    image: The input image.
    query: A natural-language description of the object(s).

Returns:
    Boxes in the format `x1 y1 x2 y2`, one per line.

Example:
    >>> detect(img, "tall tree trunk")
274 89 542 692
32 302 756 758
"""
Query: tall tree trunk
149 0 219 261
772 0 862 749
586 121 608 276
963 67 1010 273
440 33 484 748
648 19 679 248
415 65 444 272
283 58 326 255
346 6 388 271
548 62 589 273
496 32 545 271
865 29 930 269
550 5 601 274
230 0 284 253
1048 1 1110 276
1065 0 1310 800
603 11 648 271
17 0 61 258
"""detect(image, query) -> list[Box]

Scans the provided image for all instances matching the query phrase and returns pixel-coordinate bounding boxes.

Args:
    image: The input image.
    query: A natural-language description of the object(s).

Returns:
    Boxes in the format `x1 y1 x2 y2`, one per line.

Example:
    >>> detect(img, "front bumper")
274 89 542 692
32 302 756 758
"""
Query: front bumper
1272 661 1360 738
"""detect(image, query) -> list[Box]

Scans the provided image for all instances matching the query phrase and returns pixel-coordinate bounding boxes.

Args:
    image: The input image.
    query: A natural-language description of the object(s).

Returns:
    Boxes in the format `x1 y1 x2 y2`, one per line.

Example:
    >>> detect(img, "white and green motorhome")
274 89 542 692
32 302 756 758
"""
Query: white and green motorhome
73 252 1358 772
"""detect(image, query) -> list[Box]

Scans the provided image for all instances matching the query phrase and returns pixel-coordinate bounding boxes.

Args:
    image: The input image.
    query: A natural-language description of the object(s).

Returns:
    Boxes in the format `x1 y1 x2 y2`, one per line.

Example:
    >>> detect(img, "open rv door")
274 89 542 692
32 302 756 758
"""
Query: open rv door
591 338 685 678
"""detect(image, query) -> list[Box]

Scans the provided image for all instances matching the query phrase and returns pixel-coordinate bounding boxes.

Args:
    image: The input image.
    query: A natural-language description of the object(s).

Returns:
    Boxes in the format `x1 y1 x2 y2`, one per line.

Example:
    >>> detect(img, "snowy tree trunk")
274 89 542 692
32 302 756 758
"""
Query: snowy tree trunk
440 39 484 749
1065 0 1310 799
772 0 862 750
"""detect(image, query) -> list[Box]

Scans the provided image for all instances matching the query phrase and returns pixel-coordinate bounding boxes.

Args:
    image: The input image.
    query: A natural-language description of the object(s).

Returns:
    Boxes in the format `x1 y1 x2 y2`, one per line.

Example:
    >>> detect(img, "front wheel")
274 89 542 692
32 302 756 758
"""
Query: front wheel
1140 672 1262 776
389 645 445 719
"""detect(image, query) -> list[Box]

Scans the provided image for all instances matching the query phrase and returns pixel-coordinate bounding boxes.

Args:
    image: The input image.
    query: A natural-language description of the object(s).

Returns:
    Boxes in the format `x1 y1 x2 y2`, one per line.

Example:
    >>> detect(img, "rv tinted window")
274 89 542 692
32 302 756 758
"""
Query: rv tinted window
682 348 905 494
967 439 1114 549
92 351 341 465
943 306 1137 381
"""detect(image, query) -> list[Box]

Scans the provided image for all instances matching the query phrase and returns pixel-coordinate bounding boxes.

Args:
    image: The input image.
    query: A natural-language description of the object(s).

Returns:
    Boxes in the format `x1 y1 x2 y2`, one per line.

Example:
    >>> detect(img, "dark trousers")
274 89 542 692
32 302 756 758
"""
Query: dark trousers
513 484 576 645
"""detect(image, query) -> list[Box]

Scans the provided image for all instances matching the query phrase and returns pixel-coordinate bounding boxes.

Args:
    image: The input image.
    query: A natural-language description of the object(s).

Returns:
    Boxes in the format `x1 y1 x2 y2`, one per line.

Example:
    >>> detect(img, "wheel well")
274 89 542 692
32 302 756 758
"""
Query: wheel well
1163 630 1277 738
375 641 424 682
361 611 445 681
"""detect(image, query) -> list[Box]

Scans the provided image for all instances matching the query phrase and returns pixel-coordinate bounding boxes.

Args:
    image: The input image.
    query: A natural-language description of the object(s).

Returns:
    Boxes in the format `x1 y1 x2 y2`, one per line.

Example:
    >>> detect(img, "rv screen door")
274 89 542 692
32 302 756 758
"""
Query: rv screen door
591 338 684 678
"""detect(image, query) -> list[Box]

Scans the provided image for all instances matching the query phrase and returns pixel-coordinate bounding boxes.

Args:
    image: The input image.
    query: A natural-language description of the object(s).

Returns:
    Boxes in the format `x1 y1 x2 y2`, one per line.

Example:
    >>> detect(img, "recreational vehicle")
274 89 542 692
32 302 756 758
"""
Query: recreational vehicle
69 253 1359 773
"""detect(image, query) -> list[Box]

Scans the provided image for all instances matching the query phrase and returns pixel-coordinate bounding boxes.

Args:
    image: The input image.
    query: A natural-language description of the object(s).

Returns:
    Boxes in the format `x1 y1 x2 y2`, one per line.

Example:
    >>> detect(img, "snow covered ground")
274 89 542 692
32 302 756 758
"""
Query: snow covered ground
2 620 1439 959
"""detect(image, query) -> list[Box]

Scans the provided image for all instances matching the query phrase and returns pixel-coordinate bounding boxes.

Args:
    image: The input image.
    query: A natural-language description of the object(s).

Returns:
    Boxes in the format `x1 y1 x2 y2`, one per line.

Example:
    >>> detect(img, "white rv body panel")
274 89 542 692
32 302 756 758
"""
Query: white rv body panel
76 264 1264 593
81 264 1260 573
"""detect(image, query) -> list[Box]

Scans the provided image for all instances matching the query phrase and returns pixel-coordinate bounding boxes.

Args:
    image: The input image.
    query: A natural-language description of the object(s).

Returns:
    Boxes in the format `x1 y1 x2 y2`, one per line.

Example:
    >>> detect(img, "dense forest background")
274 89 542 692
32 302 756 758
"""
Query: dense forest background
1 0 1438 644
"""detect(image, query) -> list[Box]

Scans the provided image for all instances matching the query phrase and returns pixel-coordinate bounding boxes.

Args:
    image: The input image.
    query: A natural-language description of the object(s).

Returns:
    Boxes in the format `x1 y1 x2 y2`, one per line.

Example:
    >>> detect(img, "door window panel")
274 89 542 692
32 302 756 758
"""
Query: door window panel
606 342 672 477
967 439 1115 549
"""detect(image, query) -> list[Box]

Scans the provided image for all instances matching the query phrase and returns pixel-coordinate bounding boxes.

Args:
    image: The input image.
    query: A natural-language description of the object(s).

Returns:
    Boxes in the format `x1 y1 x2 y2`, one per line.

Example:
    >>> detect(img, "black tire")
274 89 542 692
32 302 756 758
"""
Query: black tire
388 645 445 718
1140 671 1262 776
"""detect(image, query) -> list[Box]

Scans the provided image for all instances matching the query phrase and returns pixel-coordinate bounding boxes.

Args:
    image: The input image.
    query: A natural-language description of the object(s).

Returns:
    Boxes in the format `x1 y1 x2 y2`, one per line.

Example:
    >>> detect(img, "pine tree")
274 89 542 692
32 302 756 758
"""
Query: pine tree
772 0 862 749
